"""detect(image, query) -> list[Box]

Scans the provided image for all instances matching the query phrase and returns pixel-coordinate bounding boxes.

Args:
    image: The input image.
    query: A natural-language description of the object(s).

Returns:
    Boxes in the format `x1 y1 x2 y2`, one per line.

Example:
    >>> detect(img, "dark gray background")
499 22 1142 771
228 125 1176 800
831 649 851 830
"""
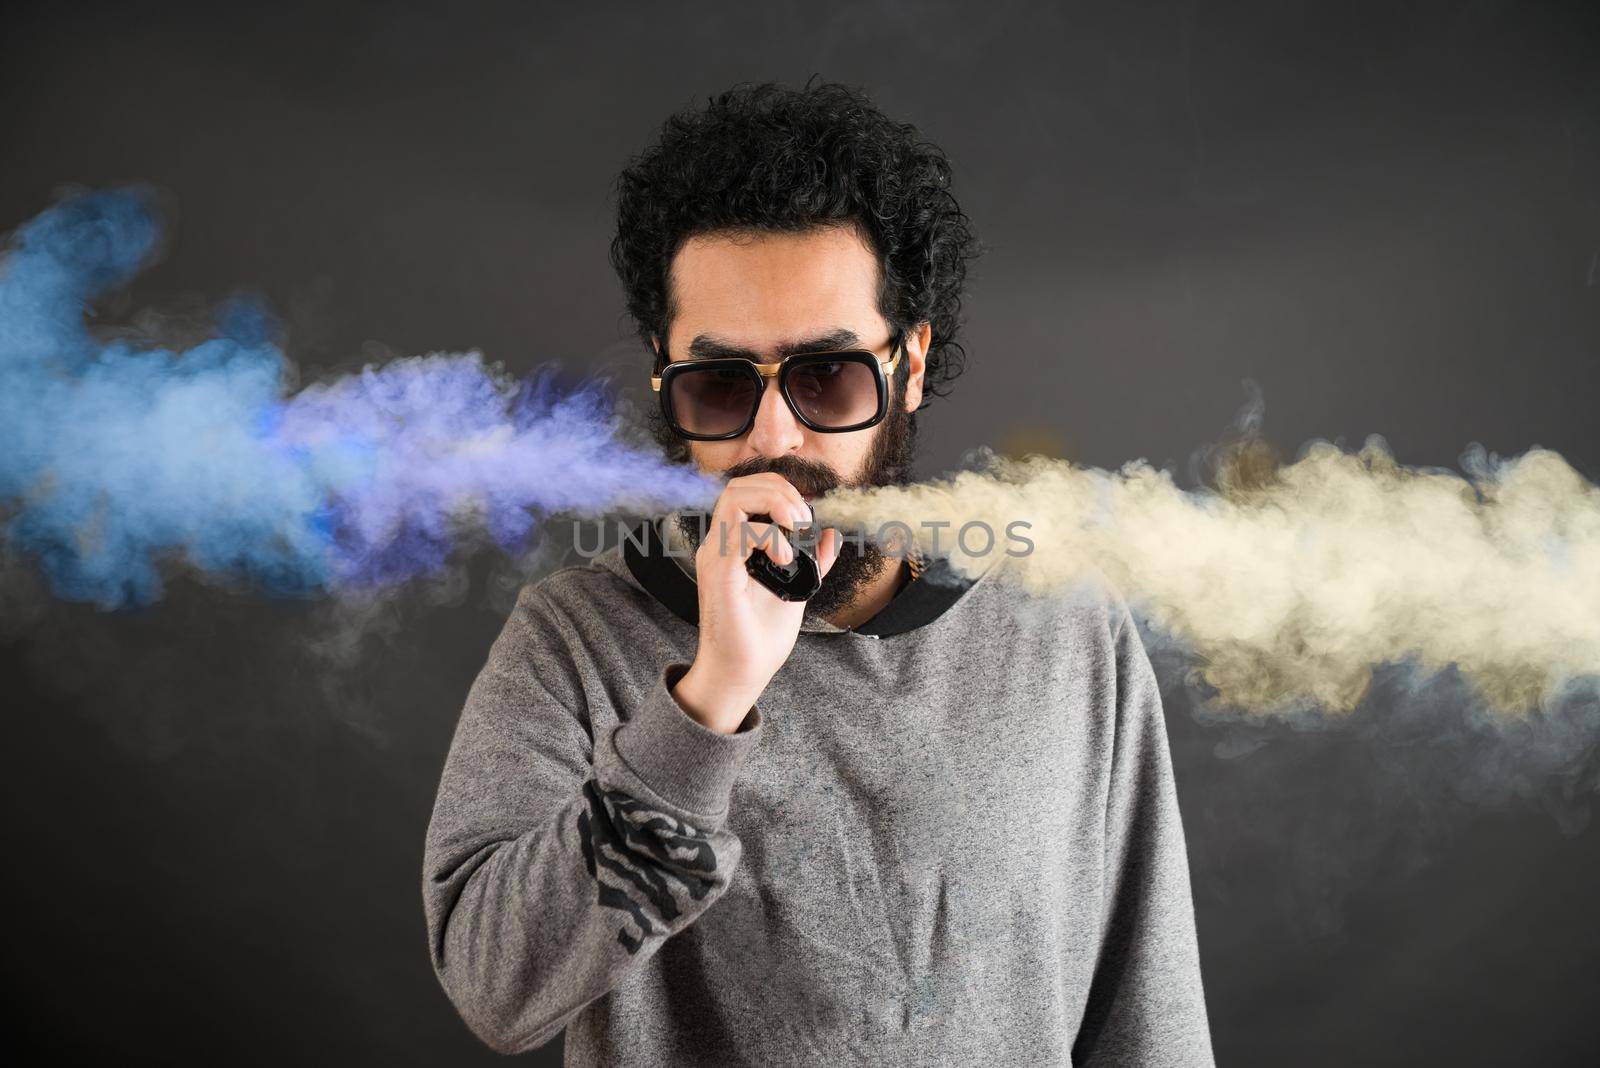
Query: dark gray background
3 0 1597 1063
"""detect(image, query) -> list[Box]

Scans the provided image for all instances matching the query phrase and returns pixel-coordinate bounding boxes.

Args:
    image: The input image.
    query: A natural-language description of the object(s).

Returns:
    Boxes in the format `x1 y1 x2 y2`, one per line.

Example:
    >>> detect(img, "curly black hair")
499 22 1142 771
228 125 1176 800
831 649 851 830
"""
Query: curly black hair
609 79 979 419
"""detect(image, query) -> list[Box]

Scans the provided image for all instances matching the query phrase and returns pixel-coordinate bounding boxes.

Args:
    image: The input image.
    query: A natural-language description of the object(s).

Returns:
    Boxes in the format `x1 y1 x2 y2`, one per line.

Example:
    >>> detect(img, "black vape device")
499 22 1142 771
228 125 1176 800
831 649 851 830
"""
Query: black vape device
743 510 822 601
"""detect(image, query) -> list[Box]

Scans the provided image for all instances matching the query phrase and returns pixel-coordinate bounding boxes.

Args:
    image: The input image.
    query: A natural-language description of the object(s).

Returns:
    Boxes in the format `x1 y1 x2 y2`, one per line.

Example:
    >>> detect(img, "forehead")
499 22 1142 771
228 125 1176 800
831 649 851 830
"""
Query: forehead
665 225 882 351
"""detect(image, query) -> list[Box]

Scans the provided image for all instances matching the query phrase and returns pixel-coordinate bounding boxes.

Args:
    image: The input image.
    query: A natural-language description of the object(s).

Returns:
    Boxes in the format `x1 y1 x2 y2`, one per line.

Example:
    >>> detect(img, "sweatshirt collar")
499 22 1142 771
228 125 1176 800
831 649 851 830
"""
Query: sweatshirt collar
617 512 978 637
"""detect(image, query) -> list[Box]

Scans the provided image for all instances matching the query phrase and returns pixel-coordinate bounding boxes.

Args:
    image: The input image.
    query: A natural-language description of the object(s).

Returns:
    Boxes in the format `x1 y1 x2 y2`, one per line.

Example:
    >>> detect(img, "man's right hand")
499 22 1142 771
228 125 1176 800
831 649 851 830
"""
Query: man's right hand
670 472 842 734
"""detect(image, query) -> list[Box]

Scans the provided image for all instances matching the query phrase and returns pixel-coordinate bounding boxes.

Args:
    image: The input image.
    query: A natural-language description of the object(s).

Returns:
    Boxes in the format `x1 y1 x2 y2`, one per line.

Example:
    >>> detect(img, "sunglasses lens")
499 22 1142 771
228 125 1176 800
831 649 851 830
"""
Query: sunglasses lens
668 365 758 436
787 358 881 429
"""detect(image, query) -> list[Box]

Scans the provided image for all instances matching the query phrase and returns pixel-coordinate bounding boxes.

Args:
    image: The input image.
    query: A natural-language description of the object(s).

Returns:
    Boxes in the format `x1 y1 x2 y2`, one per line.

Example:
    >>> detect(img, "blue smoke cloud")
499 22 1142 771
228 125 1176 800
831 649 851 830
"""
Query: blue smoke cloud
0 189 720 608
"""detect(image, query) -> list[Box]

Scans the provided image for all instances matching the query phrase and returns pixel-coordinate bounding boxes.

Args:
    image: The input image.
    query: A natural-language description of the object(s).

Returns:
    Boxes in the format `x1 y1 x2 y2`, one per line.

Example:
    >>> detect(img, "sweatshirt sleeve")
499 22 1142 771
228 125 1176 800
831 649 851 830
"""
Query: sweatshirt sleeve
1072 603 1217 1068
421 584 763 1055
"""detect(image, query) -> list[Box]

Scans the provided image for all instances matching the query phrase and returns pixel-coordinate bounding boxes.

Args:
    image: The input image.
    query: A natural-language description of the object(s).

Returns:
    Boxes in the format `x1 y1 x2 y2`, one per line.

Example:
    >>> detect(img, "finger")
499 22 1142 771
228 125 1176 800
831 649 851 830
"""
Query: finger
714 486 798 531
722 476 810 530
708 519 793 567
712 506 810 557
815 528 841 579
754 521 797 567
791 509 825 558
741 471 810 514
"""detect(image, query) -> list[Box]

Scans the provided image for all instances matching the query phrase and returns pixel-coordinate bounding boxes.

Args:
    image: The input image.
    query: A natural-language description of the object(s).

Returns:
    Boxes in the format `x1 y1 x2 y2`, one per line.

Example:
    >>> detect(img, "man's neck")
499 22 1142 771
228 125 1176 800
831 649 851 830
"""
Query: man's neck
821 555 910 630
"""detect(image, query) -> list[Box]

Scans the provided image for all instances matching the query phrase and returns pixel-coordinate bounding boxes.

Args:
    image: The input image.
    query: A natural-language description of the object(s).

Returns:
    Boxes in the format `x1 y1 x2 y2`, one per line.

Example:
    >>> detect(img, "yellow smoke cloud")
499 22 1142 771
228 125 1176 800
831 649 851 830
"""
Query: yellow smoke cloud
816 435 1599 718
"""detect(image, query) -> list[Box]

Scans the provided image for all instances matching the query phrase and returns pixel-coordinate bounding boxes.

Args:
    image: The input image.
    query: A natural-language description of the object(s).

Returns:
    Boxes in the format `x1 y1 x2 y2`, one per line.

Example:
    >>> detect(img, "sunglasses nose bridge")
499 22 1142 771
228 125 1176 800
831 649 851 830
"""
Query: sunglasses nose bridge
747 369 806 448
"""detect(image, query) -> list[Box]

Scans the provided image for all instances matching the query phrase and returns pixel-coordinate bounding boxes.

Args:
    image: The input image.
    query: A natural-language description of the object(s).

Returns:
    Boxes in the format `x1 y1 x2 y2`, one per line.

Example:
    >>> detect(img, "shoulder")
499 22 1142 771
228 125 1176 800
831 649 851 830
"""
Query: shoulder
502 543 688 661
470 550 650 710
974 550 1131 649
513 544 649 622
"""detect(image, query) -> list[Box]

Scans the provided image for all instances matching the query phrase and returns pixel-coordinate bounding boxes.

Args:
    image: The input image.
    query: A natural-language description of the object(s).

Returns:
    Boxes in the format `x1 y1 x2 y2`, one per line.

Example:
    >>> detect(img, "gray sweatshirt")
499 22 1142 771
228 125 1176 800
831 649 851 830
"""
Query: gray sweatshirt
422 513 1215 1066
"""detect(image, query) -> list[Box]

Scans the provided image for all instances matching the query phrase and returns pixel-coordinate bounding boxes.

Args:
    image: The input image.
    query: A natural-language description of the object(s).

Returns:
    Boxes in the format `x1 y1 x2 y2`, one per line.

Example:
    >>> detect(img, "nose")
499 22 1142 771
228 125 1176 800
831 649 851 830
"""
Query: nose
744 374 805 458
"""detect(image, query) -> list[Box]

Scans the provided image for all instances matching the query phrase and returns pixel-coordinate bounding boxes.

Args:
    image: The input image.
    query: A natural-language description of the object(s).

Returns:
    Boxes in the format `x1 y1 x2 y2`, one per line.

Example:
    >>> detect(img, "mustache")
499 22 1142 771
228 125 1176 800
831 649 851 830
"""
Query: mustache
720 456 841 498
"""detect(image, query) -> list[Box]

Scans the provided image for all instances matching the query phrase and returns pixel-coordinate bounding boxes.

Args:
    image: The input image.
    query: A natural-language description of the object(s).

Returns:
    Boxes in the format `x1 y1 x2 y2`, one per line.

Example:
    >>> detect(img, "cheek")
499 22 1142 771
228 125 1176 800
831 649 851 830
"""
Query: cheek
689 442 733 472
814 433 872 475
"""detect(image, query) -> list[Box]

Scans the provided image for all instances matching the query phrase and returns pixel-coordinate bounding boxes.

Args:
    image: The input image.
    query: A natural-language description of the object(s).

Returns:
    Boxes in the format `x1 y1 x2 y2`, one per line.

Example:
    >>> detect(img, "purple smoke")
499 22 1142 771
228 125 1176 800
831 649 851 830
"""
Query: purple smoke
0 189 719 607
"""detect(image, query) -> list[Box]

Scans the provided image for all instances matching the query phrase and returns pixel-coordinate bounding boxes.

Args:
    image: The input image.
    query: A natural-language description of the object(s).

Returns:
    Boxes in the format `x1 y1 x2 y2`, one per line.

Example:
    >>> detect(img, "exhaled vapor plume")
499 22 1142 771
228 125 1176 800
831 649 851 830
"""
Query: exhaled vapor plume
817 434 1600 719
5 190 1597 727
0 189 718 607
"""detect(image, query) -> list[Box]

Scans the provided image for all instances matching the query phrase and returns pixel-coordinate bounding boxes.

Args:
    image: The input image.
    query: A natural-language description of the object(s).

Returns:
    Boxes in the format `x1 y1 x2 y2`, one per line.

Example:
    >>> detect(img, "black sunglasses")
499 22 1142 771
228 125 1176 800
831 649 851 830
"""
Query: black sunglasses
650 332 904 441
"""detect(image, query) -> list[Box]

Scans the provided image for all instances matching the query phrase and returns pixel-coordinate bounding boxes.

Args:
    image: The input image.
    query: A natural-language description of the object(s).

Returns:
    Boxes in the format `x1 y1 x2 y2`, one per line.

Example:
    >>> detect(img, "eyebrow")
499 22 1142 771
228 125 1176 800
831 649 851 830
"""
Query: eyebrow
684 327 862 361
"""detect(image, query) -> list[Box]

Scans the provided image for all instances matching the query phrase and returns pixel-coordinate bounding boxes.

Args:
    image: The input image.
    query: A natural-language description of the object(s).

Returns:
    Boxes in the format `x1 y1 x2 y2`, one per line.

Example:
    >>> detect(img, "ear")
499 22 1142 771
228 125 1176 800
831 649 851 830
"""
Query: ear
902 321 932 412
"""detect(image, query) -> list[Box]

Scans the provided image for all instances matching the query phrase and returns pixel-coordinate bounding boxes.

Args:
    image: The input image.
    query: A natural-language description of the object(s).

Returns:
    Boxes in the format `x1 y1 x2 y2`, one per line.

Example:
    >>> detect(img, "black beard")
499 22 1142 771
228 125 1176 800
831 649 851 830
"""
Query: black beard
662 384 919 623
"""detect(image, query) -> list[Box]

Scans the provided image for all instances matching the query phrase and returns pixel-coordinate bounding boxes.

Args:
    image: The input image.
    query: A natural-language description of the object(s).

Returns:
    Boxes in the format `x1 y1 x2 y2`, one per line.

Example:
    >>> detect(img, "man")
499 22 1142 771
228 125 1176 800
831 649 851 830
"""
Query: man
423 80 1215 1066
